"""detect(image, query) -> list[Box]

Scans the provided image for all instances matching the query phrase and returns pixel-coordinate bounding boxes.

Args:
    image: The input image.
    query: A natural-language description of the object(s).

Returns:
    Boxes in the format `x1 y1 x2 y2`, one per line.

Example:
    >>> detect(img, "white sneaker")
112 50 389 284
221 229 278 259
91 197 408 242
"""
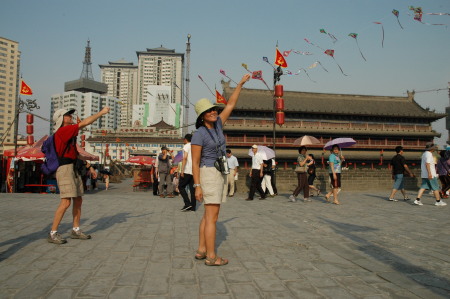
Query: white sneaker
389 198 398 202
289 195 296 202
413 200 423 206
435 201 447 206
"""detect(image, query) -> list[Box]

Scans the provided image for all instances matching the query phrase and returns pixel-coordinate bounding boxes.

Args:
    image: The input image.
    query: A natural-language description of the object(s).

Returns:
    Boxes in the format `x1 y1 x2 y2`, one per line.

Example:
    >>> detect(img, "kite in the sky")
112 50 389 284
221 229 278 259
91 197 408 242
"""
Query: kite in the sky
304 38 325 51
373 22 385 48
285 68 316 83
348 33 366 61
197 75 215 97
283 49 313 57
392 9 404 29
308 61 328 72
219 69 239 86
324 49 347 76
320 29 338 43
251 70 271 91
408 6 448 25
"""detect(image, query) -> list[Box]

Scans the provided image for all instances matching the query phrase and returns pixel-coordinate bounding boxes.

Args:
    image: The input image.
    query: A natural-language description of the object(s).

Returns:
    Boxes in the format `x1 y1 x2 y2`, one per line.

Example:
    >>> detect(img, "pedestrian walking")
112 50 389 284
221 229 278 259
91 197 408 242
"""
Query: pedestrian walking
48 107 110 244
388 146 414 202
290 146 311 202
226 149 239 197
325 145 344 205
155 146 174 198
191 73 250 266
179 134 196 211
104 174 110 190
437 150 450 199
414 143 447 206
269 158 278 195
261 159 275 197
307 154 320 196
245 144 267 201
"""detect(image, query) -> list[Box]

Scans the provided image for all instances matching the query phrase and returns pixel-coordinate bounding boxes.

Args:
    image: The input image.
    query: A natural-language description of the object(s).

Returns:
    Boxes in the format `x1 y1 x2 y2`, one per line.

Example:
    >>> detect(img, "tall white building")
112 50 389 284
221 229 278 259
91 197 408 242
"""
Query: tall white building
0 37 20 153
99 60 138 127
136 46 184 125
50 91 121 134
131 85 181 128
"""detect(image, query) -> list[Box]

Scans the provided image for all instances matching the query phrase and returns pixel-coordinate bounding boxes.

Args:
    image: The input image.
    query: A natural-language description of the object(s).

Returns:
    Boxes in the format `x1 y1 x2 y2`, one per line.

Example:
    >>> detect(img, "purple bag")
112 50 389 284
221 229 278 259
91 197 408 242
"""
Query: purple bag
41 135 69 175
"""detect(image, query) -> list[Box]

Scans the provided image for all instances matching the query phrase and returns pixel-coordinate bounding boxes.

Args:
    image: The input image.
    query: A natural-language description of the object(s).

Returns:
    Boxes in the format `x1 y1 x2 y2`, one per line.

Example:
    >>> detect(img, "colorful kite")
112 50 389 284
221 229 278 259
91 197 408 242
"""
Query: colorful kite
308 61 328 72
408 6 448 25
320 29 338 43
251 70 271 91
324 49 347 76
392 9 404 29
219 69 239 85
373 22 385 48
283 49 314 57
348 33 366 61
241 63 251 73
197 75 215 97
304 38 325 51
285 68 316 83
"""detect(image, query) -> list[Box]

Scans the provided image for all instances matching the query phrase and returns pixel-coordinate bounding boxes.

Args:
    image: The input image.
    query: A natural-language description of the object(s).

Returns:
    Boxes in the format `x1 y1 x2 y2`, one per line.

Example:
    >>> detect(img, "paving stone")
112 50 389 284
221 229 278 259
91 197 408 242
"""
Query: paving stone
1 181 450 298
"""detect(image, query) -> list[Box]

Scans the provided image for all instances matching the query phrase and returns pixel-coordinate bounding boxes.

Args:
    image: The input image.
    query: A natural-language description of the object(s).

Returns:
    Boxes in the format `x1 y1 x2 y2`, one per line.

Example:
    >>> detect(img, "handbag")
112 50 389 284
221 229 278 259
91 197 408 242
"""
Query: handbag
295 165 306 173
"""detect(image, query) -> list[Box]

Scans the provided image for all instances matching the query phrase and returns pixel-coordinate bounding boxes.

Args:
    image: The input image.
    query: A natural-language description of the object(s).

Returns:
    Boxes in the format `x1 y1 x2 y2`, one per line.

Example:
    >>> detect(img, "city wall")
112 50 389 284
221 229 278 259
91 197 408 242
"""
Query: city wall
235 168 423 193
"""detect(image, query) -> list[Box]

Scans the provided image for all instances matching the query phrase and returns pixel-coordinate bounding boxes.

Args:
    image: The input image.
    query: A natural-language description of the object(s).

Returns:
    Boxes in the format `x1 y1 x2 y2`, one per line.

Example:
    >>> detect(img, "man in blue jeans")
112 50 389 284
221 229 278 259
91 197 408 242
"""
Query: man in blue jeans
388 146 415 201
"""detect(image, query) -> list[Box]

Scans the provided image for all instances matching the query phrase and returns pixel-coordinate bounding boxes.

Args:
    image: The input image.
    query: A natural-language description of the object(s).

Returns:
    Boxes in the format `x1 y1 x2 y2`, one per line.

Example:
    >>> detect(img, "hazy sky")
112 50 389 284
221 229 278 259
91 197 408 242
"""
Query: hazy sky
1 0 449 144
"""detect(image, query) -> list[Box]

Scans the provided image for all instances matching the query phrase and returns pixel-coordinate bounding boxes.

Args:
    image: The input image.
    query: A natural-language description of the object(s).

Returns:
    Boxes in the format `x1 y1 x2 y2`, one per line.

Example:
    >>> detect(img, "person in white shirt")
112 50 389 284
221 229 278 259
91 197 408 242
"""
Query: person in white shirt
414 143 447 206
245 145 266 201
179 134 196 211
226 149 239 197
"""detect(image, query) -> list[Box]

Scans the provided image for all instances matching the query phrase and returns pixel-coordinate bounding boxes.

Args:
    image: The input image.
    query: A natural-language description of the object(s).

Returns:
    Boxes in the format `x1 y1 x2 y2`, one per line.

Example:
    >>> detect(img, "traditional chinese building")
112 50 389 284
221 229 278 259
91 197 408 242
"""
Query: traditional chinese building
221 81 446 167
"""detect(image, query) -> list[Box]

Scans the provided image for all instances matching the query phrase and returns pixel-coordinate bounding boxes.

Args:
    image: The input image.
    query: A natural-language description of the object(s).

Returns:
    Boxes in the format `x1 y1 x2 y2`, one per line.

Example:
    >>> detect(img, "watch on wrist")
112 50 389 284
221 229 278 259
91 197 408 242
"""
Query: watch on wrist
193 184 201 188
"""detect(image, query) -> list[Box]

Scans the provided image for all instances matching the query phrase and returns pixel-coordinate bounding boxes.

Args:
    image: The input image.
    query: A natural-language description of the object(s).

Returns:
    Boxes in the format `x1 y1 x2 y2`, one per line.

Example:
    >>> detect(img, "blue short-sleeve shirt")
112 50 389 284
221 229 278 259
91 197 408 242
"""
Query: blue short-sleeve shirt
191 117 226 167
328 153 342 174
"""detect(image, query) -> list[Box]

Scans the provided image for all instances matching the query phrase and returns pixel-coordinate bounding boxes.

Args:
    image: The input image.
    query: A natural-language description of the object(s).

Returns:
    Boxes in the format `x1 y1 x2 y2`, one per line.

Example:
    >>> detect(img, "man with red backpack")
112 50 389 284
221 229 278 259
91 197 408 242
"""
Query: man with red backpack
48 106 110 244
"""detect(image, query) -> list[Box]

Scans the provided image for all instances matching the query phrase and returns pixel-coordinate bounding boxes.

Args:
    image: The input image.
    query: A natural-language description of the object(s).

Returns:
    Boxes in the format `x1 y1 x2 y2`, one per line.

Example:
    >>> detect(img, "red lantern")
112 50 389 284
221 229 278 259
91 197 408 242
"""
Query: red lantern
26 114 34 124
81 134 85 141
81 141 85 147
276 111 285 125
27 135 34 145
276 98 284 110
26 125 33 134
274 84 283 97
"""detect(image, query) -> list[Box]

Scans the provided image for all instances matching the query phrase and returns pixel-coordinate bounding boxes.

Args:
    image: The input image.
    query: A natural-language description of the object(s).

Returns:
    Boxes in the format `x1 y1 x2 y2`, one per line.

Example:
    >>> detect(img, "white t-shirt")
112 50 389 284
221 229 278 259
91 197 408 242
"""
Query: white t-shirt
227 155 239 170
183 143 193 175
251 152 264 170
421 151 437 178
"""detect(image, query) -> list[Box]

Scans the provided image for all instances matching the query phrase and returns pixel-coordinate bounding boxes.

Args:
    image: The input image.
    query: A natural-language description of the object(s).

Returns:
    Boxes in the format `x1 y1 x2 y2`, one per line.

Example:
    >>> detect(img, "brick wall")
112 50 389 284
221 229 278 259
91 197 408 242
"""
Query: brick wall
234 168 422 193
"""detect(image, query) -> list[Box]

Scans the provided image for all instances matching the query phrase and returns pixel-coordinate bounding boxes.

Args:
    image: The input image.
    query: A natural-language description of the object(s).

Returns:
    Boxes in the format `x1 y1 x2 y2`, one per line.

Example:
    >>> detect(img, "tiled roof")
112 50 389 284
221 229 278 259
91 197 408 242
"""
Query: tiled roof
222 82 445 119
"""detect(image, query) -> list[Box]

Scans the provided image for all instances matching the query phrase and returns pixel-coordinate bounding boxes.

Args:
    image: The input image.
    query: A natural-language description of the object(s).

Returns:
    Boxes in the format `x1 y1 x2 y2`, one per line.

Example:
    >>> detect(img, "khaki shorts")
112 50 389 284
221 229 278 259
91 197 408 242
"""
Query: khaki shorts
56 164 84 199
200 166 227 204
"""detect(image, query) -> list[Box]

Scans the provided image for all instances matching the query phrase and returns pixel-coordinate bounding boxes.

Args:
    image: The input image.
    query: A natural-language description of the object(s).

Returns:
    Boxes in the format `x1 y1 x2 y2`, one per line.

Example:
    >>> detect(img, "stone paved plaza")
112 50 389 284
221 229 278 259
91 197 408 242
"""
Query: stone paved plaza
0 179 449 298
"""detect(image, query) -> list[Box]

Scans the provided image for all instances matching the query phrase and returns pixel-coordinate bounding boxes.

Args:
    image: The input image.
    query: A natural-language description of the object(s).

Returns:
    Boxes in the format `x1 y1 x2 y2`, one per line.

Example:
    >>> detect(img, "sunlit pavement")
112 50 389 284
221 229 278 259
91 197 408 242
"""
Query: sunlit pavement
0 178 449 298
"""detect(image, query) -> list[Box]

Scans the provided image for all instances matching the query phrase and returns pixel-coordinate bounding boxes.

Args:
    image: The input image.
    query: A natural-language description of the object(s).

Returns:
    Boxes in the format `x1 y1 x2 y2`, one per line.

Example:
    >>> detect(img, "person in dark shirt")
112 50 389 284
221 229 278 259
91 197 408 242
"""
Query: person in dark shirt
388 146 414 202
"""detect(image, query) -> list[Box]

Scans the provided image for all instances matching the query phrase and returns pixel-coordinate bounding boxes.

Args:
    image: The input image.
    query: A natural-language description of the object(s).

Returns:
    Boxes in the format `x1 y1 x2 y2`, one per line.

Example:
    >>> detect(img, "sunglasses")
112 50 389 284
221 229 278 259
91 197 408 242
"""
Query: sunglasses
204 107 217 114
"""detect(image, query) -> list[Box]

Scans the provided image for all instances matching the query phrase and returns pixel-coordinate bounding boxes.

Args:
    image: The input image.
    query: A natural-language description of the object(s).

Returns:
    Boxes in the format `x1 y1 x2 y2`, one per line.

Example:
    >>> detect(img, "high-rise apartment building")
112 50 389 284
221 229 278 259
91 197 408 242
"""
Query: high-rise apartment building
136 46 184 123
50 91 121 133
0 37 20 153
99 60 138 127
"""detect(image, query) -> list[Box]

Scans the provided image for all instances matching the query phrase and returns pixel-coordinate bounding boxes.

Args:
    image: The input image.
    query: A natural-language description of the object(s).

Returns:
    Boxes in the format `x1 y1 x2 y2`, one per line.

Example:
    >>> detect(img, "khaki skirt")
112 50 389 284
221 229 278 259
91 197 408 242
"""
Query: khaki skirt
200 166 227 204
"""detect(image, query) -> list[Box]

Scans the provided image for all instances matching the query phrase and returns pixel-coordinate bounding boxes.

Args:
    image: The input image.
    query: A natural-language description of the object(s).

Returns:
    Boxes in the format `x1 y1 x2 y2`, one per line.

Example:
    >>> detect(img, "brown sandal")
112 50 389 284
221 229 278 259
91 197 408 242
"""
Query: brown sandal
195 250 207 260
205 256 228 266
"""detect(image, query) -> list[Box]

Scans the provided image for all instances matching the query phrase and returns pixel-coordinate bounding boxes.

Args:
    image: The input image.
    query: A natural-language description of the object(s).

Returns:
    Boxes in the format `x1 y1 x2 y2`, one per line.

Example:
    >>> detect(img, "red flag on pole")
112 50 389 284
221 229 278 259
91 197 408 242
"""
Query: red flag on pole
20 80 33 95
215 90 227 105
274 48 288 68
